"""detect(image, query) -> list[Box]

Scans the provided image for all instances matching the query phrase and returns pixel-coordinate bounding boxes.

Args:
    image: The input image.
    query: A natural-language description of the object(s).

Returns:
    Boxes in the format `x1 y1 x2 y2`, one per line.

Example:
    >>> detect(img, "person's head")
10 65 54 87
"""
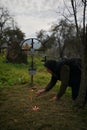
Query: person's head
44 60 57 74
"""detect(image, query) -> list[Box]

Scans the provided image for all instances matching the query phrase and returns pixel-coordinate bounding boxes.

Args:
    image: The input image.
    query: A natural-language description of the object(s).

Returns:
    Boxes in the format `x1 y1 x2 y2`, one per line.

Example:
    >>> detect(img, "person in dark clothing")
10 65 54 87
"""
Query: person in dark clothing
36 58 83 101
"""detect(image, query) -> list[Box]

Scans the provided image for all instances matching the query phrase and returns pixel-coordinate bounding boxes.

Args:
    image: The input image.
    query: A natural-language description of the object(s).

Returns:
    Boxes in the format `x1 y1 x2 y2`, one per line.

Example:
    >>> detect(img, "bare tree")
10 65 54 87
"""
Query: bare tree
50 19 78 58
0 7 12 52
74 0 87 108
63 0 87 108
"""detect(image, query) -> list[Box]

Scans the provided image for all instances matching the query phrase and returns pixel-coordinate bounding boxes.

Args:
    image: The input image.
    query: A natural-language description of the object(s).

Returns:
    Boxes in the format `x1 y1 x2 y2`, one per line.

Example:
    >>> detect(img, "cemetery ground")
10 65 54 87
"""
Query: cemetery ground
0 55 87 130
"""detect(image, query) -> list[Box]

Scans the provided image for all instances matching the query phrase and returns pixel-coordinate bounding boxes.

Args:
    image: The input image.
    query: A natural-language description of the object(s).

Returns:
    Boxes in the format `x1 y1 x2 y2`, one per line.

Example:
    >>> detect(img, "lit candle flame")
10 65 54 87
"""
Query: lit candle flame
32 105 40 111
31 89 34 92
30 89 40 111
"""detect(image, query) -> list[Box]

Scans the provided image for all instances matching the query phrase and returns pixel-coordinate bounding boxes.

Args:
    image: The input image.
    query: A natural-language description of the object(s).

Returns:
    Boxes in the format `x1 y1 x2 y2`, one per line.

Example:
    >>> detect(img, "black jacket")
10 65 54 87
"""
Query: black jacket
44 58 81 100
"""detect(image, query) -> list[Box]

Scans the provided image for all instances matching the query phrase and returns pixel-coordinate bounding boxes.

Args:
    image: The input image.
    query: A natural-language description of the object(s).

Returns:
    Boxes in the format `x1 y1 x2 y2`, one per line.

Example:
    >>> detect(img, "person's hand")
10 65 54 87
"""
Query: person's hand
36 89 45 96
49 96 58 102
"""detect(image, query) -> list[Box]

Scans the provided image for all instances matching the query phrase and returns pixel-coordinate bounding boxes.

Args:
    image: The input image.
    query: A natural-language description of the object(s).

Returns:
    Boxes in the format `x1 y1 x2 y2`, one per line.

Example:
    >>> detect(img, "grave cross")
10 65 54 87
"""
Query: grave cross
21 38 46 87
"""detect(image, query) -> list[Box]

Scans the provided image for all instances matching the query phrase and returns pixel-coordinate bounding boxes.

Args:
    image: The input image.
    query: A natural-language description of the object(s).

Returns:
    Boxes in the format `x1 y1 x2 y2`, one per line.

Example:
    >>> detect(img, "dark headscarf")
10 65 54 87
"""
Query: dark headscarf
44 60 57 73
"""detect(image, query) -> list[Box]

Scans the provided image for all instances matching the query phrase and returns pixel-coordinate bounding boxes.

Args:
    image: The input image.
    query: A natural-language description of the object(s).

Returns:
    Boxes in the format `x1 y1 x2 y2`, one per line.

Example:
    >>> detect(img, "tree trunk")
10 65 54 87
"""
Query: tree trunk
75 35 87 108
70 0 87 109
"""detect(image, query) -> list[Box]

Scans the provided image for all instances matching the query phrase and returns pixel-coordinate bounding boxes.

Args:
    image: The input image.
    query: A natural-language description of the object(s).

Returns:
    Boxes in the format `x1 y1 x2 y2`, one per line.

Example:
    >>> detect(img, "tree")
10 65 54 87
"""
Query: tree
5 27 27 64
50 19 80 58
72 0 87 108
36 19 81 59
0 7 12 52
4 27 25 44
0 6 27 64
36 29 49 49
63 0 87 108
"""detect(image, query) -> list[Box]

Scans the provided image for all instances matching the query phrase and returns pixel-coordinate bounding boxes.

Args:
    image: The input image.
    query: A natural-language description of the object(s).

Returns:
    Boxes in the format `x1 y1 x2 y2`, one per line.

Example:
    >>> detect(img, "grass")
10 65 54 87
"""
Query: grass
0 59 29 86
0 54 49 87
0 85 87 130
0 54 87 130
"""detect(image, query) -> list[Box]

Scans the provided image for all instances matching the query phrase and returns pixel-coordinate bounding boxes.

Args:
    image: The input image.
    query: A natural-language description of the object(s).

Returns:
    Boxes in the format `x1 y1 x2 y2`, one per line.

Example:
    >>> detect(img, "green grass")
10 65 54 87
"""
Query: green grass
0 54 48 87
0 54 87 130
0 61 29 86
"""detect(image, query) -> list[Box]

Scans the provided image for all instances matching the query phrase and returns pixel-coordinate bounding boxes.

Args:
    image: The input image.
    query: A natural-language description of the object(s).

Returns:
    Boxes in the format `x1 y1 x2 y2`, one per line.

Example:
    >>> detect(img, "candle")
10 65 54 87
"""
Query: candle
32 105 40 111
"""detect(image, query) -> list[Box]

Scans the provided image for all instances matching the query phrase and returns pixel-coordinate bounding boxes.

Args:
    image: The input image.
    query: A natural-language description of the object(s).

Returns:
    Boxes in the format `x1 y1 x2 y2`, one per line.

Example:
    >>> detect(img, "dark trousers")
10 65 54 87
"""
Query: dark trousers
72 85 87 105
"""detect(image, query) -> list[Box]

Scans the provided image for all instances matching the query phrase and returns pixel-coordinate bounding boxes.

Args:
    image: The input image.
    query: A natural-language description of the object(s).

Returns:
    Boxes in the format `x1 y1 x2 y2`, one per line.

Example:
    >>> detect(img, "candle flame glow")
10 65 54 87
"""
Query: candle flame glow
32 105 40 111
